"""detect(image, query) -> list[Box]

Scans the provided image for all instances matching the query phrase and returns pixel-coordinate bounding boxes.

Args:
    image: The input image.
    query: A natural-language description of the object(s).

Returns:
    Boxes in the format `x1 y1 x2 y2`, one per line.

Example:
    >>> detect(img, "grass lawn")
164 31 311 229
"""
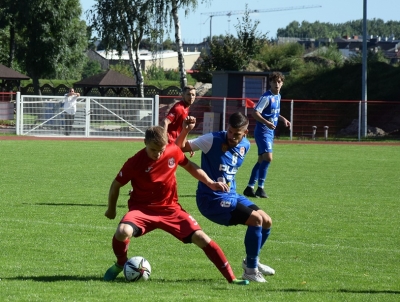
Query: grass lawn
0 139 399 301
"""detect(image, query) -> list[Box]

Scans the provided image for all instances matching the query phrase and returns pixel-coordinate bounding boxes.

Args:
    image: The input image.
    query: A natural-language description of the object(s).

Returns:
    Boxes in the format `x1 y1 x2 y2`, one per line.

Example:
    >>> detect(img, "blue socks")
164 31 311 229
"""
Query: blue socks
247 161 271 188
260 228 271 249
245 226 262 269
247 162 260 187
257 161 270 188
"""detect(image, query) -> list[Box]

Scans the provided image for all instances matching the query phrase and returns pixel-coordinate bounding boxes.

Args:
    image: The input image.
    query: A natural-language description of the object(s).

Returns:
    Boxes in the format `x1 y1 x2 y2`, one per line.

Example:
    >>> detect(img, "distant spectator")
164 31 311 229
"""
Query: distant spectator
62 88 80 136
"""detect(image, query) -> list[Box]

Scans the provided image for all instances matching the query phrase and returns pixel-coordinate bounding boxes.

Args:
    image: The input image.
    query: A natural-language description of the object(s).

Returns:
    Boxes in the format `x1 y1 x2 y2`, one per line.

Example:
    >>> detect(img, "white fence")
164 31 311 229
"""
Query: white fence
15 92 159 138
13 92 392 140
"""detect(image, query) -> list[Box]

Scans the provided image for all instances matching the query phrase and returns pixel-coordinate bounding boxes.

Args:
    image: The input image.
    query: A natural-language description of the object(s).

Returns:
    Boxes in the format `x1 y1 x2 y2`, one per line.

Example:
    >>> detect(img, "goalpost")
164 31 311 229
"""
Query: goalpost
15 92 159 138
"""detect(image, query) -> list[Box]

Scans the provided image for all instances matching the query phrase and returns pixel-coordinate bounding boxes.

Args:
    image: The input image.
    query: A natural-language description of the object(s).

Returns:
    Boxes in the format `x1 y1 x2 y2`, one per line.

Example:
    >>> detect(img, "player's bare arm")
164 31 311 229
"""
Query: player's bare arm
252 110 276 130
105 179 123 219
160 118 171 130
175 117 194 152
279 115 291 128
183 161 229 192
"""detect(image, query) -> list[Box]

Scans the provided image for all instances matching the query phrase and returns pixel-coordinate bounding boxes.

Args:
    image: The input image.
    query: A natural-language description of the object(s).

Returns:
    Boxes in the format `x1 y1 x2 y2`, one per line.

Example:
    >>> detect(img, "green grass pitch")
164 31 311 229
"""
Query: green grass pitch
0 139 399 301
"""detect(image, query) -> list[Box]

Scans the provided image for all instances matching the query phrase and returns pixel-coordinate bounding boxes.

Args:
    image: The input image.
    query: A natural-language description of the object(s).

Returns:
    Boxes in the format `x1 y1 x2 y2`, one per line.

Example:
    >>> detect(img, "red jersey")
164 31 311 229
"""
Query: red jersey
115 143 189 212
165 100 189 142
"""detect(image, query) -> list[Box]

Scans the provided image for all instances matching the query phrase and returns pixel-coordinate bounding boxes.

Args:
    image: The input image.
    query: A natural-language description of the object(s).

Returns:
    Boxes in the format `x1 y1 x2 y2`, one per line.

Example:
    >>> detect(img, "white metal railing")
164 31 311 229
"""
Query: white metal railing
16 92 158 138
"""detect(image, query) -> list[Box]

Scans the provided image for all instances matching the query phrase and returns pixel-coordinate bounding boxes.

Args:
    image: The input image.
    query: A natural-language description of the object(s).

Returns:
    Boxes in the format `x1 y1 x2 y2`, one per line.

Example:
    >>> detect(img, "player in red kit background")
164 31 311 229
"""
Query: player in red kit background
161 85 196 143
103 125 249 285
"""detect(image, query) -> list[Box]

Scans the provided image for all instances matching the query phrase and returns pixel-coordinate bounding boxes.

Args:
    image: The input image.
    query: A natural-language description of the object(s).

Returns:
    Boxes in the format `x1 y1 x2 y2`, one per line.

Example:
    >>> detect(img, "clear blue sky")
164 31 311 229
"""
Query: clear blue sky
80 0 399 43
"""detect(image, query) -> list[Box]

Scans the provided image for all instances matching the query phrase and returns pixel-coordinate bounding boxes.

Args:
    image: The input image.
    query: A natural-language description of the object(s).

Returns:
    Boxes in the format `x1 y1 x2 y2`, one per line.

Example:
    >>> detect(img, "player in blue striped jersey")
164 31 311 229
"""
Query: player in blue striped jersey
176 112 275 283
244 72 291 198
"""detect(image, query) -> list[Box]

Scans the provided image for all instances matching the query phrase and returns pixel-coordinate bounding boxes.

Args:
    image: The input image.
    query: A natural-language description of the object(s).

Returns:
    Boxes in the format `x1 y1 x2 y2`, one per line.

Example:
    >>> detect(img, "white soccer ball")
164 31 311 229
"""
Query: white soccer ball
123 256 151 282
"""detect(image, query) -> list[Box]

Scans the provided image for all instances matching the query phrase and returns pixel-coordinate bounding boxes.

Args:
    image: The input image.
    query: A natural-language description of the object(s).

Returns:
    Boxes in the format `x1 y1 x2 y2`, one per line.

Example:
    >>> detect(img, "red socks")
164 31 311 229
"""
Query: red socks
112 235 130 267
202 240 236 283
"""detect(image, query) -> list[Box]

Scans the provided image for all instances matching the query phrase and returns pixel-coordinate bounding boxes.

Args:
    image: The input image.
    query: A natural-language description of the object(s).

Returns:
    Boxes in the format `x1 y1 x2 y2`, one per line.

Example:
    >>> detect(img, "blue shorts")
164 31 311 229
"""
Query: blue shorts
196 192 254 226
255 131 274 154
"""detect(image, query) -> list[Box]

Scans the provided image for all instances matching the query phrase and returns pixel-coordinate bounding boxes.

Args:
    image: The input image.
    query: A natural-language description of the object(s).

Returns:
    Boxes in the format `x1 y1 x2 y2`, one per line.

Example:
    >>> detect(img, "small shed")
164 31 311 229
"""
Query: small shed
210 70 273 117
0 64 30 119
74 69 137 96
0 64 30 92
212 70 272 99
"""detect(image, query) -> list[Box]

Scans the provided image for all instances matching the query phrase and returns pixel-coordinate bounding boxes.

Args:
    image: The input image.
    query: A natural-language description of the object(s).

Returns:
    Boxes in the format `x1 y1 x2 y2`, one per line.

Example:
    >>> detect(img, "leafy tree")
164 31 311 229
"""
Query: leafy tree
312 45 345 67
193 5 267 81
0 0 19 68
169 0 199 89
145 65 166 81
88 0 167 97
109 61 134 78
81 59 103 79
233 4 267 68
276 19 400 39
255 42 304 72
0 0 87 93
162 37 177 51
0 27 10 65
347 49 389 65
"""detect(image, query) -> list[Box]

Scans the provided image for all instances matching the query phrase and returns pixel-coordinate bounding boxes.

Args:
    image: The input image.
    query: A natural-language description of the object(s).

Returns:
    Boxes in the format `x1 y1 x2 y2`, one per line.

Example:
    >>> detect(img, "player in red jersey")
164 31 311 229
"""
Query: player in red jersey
103 124 249 285
161 85 196 143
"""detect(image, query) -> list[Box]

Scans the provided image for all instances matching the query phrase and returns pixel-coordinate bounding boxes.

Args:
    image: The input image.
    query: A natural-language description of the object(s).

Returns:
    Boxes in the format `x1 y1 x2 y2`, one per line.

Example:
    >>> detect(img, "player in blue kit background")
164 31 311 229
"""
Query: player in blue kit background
176 112 275 283
243 71 291 198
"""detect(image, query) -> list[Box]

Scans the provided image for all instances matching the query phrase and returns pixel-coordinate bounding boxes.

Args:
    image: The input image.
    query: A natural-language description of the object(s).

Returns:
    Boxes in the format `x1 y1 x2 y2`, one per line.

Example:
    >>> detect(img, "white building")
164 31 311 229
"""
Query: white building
87 49 201 72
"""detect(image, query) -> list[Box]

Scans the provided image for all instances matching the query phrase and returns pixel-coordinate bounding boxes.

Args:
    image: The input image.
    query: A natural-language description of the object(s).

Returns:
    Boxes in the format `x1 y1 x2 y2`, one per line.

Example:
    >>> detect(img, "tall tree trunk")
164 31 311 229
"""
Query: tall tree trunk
171 0 187 90
32 76 41 96
126 35 144 97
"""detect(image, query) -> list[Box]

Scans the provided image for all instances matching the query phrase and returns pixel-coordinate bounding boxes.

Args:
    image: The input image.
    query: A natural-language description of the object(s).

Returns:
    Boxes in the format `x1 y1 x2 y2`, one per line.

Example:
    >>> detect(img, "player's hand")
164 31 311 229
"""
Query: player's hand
105 208 117 219
266 121 276 130
209 181 229 192
183 116 196 131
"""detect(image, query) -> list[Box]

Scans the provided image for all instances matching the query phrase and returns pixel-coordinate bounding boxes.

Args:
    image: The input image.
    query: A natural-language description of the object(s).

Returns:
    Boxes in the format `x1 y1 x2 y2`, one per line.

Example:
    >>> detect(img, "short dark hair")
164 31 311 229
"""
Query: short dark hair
182 85 196 93
229 112 249 129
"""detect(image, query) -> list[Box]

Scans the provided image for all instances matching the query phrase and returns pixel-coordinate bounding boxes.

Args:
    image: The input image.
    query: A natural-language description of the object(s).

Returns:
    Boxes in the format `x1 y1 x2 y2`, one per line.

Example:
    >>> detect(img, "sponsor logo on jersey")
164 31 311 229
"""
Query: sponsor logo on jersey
145 167 153 173
168 158 175 168
217 177 226 183
220 200 231 207
219 164 238 174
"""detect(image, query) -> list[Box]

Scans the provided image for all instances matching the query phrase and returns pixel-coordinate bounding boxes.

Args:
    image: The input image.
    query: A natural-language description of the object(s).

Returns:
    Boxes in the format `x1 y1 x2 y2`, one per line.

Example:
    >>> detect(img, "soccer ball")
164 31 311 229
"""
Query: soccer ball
123 256 151 282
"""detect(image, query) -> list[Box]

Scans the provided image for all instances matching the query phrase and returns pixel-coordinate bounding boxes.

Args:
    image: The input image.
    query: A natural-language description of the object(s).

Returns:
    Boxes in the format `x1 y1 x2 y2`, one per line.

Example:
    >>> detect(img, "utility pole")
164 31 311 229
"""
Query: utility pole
361 0 368 139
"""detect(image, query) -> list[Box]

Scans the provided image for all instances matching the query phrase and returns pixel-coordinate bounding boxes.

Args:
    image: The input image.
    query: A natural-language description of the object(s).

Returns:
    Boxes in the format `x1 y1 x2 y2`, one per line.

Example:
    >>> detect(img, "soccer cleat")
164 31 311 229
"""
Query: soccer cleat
242 259 275 276
255 187 268 198
257 262 275 275
243 186 257 197
242 270 267 283
231 279 250 285
103 263 123 281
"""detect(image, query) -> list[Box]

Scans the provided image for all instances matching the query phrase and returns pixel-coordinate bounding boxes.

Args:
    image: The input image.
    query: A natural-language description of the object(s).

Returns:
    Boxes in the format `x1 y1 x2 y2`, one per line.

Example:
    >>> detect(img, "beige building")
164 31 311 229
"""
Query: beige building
88 49 201 72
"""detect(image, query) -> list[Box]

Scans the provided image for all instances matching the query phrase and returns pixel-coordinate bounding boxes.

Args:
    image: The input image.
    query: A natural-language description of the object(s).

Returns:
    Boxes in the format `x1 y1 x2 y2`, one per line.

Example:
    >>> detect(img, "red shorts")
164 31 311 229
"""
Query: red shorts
120 205 202 242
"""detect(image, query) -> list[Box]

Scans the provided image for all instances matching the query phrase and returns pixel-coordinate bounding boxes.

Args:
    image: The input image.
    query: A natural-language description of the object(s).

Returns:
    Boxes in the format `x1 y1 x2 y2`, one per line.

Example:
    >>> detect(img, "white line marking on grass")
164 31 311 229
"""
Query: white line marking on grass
1 218 112 231
271 240 400 253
